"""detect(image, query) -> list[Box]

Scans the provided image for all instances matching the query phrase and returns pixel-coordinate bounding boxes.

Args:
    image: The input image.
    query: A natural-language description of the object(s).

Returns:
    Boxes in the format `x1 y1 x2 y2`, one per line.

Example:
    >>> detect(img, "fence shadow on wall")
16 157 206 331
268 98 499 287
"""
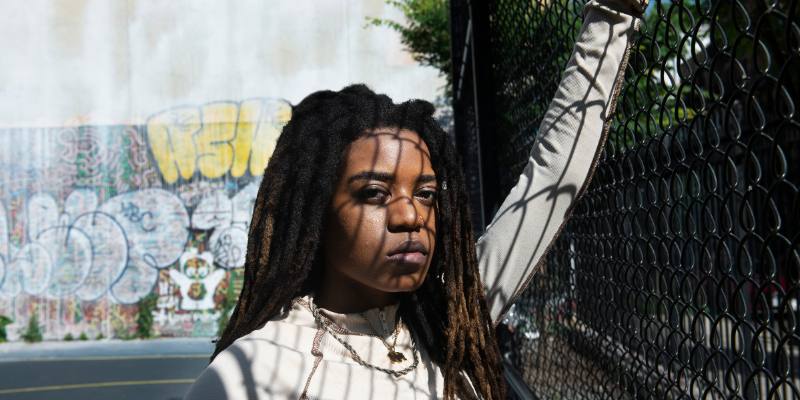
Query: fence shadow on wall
451 0 800 398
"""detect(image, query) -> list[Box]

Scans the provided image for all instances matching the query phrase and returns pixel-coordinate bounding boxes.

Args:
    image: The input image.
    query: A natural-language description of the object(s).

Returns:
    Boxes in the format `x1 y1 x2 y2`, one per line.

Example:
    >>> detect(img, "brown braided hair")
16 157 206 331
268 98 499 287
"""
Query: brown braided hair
211 84 506 399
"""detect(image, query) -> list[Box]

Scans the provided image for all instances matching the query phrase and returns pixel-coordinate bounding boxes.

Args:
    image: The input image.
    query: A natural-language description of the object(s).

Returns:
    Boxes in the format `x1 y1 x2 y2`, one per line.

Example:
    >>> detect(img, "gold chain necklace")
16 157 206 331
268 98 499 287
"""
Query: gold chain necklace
361 308 406 363
307 301 419 377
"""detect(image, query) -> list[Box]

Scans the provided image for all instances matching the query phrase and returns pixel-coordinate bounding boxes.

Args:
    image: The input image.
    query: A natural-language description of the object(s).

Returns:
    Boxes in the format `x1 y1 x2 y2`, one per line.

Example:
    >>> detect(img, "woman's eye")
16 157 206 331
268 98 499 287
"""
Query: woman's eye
416 189 437 202
358 187 389 203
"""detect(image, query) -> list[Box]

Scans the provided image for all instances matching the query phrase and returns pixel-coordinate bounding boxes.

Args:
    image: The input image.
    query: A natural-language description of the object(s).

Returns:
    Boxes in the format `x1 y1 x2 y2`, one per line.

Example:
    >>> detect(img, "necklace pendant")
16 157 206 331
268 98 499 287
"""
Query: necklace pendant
387 350 406 363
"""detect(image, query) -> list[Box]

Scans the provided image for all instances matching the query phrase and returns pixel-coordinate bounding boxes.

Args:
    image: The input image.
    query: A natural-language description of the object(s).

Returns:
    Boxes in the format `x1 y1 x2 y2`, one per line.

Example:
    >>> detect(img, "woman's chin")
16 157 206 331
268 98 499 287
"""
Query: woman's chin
381 272 428 293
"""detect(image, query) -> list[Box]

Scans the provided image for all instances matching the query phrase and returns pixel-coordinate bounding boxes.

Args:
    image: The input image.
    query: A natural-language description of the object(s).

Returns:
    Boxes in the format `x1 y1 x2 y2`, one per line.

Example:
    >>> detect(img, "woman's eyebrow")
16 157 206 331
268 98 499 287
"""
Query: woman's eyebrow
347 171 394 183
417 174 437 184
346 171 437 184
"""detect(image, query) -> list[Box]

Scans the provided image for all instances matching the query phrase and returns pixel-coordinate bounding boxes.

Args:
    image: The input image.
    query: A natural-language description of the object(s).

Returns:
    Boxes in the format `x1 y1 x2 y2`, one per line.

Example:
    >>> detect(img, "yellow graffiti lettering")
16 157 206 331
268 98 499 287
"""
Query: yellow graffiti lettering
250 101 291 175
146 108 200 184
196 102 238 179
230 100 262 178
147 99 291 182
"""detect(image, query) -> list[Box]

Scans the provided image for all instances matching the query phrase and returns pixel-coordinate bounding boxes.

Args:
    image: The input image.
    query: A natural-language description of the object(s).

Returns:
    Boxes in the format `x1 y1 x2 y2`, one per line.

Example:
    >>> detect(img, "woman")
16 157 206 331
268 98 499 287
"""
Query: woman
185 0 645 398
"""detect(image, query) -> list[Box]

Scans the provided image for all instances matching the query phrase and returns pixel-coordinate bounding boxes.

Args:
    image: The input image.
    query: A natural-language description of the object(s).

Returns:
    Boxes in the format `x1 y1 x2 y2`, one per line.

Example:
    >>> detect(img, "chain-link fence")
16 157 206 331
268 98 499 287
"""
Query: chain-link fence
451 0 800 398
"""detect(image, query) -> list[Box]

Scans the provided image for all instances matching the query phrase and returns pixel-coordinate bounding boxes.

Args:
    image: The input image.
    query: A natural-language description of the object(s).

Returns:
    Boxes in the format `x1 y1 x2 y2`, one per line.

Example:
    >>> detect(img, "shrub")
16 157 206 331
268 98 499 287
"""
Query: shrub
0 315 12 343
21 314 43 343
216 276 237 337
64 333 74 341
79 332 88 341
136 293 158 339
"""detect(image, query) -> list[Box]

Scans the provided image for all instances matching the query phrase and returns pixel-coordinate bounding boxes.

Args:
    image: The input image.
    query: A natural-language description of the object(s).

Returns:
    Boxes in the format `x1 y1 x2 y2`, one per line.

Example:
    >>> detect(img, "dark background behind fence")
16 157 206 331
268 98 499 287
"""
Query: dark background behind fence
451 0 800 398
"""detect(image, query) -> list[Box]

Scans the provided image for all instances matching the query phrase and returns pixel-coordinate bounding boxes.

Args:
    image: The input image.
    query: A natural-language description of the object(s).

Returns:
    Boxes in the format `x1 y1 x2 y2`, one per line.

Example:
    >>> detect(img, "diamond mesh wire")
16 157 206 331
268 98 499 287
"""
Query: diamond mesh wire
452 0 800 398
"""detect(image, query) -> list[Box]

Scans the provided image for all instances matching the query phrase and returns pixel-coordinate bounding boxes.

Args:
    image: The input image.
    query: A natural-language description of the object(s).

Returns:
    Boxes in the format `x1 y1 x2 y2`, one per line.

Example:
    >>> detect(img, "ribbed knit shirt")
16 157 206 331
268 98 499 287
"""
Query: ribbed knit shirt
185 1 644 398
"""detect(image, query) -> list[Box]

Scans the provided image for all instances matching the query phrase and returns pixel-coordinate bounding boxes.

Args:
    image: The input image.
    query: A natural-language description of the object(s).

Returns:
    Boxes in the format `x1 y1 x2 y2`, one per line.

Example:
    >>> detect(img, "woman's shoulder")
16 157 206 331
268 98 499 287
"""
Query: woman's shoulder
214 297 318 357
183 299 320 399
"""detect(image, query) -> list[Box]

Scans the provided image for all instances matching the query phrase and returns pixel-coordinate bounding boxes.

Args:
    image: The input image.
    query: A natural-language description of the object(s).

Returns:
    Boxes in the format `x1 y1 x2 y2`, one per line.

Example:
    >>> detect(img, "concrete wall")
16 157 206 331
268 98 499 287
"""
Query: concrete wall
0 0 446 340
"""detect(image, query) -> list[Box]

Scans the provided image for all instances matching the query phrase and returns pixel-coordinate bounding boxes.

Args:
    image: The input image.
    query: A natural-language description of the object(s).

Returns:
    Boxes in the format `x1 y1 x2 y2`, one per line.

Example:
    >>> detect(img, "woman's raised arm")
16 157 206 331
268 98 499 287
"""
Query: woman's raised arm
476 0 646 323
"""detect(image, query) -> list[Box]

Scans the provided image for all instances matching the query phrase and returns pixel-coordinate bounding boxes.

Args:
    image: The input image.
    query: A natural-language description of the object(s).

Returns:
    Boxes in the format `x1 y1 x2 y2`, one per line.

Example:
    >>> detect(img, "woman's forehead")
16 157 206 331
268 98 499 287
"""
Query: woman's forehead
344 128 434 174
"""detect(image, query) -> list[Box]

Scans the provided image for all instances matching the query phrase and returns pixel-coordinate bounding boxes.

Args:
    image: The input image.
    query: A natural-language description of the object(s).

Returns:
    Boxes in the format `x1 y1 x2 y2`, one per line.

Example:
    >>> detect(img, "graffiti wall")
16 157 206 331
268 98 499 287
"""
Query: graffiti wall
0 0 447 341
0 99 290 340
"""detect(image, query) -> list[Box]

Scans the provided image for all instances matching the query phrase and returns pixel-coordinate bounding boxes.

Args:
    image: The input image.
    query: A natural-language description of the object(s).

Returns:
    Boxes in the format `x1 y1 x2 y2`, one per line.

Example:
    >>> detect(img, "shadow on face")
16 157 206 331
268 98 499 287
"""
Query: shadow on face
317 127 438 312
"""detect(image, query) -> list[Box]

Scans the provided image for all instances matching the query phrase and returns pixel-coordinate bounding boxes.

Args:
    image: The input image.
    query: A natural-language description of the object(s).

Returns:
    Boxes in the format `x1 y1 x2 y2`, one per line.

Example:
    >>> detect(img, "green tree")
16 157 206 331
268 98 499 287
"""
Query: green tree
136 293 159 339
21 314 43 343
367 0 451 85
0 315 12 342
216 275 238 337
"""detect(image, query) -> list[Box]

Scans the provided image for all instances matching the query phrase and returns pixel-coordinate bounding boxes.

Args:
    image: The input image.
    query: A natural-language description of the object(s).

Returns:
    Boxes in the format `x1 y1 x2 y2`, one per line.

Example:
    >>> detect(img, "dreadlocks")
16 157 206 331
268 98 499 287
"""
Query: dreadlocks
212 84 506 399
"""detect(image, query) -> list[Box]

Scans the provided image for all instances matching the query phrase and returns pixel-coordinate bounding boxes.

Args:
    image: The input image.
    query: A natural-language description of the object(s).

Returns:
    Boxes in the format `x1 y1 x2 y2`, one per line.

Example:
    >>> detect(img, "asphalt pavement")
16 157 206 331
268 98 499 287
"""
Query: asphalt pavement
0 338 215 400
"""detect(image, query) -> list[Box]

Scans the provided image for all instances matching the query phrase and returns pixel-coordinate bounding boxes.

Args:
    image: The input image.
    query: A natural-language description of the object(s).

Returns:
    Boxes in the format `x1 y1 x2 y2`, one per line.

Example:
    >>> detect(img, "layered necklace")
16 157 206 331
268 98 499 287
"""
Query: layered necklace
308 301 419 378
364 308 406 363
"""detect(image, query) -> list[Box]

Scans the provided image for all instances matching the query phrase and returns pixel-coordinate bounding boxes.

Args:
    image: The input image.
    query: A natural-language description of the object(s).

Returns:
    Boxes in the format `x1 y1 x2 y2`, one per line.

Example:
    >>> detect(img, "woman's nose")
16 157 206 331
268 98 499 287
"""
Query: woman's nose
387 196 421 232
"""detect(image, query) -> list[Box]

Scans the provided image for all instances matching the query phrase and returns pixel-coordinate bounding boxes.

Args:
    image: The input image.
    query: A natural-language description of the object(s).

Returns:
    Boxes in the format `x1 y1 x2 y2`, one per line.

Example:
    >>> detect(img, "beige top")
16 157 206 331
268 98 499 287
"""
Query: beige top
185 0 643 398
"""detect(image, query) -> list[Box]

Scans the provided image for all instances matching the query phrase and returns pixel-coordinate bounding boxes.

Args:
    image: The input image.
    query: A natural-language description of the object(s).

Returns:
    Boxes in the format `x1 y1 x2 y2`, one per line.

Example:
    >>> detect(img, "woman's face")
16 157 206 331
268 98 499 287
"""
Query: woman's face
321 127 437 304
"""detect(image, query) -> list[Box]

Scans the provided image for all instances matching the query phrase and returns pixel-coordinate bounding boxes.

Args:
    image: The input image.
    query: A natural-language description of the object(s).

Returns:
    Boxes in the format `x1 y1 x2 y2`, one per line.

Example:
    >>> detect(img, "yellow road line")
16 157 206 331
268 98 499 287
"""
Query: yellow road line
0 379 195 395
0 354 208 363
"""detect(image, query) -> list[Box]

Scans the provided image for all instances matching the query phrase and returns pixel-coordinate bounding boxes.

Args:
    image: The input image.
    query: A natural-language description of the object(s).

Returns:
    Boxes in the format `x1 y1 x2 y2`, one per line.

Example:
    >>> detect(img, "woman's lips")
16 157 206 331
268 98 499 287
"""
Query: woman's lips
386 251 427 265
